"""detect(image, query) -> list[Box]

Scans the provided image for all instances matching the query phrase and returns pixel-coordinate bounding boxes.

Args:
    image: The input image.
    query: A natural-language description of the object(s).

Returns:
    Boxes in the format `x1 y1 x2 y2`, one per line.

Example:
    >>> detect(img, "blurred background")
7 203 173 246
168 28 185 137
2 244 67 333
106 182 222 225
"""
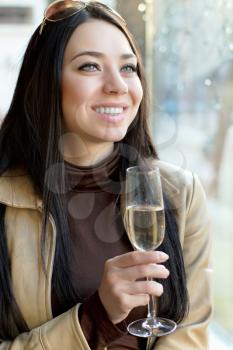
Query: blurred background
0 0 233 348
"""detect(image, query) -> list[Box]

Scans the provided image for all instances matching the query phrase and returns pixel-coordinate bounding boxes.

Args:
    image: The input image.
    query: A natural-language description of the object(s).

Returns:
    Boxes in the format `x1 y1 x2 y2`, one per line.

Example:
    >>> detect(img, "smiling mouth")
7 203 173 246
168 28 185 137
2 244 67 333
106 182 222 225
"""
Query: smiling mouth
94 107 125 116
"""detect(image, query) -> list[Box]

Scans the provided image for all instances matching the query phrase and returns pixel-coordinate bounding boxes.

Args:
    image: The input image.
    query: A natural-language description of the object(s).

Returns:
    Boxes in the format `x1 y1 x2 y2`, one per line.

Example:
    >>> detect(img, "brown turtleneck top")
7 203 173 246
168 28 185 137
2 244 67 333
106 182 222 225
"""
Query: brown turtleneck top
52 147 147 349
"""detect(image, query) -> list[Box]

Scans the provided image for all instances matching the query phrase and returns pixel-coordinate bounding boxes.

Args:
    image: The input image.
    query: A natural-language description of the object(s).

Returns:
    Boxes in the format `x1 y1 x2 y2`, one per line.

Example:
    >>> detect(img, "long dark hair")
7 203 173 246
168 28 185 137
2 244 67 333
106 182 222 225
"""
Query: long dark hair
0 2 188 341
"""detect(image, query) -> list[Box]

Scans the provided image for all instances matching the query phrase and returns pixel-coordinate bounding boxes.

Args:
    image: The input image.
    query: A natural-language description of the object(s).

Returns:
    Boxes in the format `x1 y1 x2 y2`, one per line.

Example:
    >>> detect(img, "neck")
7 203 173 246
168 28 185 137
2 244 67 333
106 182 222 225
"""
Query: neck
62 135 114 167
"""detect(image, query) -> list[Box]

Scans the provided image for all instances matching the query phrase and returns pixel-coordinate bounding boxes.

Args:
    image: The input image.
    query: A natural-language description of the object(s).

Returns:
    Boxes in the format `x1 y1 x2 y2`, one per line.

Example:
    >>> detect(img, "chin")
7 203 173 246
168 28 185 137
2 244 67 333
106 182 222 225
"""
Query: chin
101 128 128 142
103 134 127 143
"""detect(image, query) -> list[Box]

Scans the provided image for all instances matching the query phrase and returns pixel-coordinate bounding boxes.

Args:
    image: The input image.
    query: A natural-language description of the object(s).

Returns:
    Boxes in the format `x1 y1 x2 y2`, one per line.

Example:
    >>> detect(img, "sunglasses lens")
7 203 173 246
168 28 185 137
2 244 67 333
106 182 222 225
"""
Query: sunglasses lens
92 1 126 25
42 0 126 29
45 0 85 20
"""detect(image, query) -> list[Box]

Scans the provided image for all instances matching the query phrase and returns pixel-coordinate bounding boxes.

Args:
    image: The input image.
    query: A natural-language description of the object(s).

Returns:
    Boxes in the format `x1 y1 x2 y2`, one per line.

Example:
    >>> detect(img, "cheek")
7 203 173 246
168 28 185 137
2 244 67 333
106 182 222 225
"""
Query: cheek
61 77 83 130
62 77 86 108
130 79 143 107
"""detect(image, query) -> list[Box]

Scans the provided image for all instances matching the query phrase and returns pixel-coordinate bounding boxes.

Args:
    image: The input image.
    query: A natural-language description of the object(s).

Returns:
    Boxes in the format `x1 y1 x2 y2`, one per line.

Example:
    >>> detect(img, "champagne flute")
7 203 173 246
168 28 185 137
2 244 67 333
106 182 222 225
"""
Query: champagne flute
124 165 177 337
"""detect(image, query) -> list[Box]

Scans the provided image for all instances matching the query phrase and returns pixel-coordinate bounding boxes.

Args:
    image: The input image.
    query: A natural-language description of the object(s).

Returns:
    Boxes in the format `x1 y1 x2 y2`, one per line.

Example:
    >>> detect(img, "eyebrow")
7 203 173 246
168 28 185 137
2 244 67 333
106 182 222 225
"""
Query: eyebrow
70 50 137 62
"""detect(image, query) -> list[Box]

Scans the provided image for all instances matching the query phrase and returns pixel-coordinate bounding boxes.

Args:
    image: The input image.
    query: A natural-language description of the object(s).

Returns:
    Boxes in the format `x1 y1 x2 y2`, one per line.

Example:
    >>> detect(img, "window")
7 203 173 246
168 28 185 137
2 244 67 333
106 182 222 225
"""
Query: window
150 1 233 347
0 6 33 24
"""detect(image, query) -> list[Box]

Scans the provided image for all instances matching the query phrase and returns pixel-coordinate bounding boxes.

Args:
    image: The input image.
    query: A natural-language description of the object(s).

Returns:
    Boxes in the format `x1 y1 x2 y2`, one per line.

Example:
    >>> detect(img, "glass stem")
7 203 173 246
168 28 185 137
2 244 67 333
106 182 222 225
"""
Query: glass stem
147 276 157 319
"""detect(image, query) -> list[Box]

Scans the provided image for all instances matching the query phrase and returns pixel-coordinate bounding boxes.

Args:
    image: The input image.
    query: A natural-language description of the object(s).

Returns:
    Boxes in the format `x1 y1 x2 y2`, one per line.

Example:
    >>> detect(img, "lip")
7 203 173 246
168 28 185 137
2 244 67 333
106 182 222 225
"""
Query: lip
93 111 127 123
92 102 129 109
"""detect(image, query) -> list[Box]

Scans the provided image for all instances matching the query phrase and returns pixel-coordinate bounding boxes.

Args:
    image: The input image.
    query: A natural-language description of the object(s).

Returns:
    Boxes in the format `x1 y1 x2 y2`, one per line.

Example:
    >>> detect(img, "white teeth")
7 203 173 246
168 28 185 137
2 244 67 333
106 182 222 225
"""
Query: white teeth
95 107 124 115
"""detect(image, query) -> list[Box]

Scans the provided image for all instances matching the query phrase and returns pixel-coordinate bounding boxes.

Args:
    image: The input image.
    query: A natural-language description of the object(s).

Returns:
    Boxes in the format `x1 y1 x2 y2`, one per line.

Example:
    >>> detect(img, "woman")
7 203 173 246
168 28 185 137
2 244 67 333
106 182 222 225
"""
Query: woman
0 1 212 349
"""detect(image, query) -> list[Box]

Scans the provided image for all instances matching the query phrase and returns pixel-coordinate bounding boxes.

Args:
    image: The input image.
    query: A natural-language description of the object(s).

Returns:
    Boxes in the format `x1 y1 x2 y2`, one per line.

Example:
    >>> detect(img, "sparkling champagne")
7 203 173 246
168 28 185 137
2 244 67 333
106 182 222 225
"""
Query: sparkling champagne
125 205 165 251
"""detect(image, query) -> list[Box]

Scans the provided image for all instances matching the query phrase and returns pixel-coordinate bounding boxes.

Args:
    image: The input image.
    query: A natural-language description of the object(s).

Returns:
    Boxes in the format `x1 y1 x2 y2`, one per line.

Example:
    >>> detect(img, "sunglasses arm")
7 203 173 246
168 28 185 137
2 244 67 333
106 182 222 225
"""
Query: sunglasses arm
39 18 47 35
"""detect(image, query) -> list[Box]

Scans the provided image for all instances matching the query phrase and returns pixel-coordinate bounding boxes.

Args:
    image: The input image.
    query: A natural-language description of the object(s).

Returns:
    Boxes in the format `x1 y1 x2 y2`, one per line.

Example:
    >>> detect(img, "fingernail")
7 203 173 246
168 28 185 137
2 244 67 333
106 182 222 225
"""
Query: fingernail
158 252 169 260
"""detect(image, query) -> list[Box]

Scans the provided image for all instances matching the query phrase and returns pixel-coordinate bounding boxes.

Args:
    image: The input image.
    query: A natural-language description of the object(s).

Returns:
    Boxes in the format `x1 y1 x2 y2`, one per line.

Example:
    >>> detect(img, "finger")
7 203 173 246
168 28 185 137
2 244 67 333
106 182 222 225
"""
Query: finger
123 280 164 297
120 263 169 281
121 293 150 311
108 293 150 318
107 251 169 268
133 280 164 296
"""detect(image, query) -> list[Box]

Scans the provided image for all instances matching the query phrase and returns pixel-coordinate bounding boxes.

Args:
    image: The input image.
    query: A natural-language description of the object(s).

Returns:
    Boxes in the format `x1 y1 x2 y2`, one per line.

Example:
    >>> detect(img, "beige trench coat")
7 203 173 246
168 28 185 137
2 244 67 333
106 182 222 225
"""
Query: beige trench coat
0 161 212 349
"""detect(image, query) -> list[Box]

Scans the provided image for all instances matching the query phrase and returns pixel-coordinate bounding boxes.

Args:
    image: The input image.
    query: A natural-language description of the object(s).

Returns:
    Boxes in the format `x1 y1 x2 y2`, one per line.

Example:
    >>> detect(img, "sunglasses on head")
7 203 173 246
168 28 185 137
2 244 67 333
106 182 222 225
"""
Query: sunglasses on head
39 0 126 35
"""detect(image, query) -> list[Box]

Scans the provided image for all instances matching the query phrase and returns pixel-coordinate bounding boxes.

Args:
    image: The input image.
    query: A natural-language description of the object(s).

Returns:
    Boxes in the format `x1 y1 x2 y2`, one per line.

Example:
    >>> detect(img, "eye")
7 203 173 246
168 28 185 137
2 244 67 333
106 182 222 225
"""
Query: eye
79 63 100 72
121 64 137 73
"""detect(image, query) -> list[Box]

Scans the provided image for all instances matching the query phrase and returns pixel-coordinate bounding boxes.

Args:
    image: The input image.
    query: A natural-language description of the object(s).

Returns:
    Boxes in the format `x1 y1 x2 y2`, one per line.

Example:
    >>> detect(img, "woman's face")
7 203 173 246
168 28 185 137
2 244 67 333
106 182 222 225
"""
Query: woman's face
61 19 143 151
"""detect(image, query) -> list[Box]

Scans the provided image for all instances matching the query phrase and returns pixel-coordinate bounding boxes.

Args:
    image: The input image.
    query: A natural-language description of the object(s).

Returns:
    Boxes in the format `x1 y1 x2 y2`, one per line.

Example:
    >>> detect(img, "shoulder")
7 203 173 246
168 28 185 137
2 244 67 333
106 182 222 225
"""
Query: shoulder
0 168 41 209
155 160 194 186
152 160 207 213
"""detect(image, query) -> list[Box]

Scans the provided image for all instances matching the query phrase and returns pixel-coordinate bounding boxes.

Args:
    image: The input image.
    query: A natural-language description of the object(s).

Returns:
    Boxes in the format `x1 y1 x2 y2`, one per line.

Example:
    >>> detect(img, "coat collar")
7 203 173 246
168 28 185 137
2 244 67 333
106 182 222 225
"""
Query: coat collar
0 168 42 209
0 162 180 210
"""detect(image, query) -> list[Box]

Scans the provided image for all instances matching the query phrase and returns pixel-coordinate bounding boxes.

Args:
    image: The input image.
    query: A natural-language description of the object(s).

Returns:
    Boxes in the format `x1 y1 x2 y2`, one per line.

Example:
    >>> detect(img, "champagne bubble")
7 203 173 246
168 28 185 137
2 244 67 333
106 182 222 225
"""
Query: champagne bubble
59 132 89 159
94 203 125 243
44 162 65 194
67 193 95 220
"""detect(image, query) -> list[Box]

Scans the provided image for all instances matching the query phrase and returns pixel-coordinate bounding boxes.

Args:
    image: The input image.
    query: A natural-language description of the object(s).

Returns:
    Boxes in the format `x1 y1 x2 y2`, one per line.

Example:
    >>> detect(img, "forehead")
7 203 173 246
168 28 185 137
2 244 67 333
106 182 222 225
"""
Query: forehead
64 19 134 59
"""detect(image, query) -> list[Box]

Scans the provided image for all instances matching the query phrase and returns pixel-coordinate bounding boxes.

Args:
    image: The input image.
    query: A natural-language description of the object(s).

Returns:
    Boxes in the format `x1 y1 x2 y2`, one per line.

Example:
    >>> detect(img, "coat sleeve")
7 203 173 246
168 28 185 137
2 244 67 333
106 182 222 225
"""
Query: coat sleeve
0 305 91 350
153 173 213 350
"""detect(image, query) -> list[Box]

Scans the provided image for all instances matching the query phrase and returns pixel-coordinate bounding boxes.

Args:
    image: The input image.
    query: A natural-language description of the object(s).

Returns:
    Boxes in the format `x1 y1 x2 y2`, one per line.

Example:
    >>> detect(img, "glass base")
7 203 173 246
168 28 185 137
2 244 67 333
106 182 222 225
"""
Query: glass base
127 317 177 338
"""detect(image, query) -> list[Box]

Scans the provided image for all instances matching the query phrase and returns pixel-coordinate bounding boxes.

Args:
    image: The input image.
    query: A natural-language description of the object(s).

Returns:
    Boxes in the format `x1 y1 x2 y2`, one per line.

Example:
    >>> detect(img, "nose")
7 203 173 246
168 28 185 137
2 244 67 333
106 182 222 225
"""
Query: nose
103 70 128 95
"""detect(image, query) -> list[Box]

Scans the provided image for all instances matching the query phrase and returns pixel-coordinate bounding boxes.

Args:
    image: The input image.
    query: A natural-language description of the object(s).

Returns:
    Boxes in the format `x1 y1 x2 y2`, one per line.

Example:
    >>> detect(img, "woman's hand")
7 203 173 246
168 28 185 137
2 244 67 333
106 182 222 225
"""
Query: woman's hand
98 251 169 324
